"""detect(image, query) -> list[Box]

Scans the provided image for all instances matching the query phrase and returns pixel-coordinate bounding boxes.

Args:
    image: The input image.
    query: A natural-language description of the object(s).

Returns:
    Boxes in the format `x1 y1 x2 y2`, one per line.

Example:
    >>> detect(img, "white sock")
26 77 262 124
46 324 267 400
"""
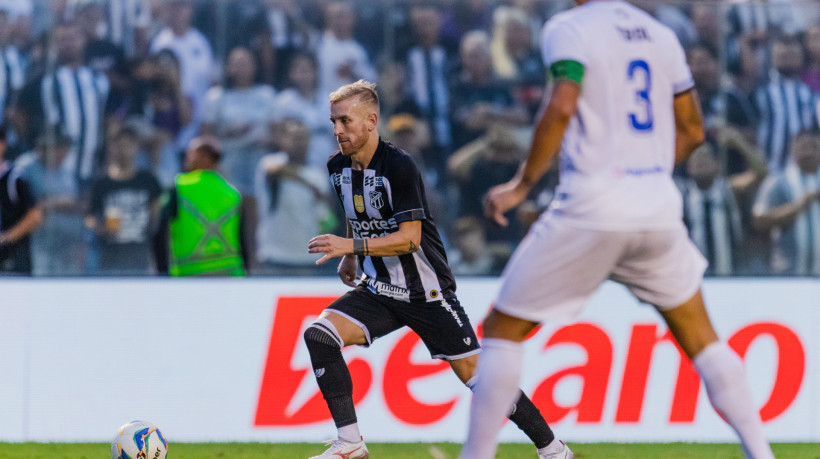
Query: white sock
693 342 774 459
337 423 361 443
459 338 524 459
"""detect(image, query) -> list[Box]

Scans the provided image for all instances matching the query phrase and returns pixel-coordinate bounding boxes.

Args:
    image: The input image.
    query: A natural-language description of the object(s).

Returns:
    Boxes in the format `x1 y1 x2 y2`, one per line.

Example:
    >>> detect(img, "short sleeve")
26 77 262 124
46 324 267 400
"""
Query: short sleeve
667 32 694 95
752 176 789 216
541 19 587 67
201 87 222 124
14 176 36 211
386 154 426 224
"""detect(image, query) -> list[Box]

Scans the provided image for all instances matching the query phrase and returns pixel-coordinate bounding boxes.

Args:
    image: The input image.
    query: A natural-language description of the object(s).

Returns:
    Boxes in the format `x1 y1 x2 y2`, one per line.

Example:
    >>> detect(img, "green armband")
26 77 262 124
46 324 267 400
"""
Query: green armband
550 60 585 85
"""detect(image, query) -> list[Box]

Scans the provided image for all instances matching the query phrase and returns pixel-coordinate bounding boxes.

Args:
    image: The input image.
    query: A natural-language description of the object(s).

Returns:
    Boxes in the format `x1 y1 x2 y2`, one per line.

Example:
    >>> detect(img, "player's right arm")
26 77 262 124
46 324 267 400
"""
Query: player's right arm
484 79 580 226
673 89 706 165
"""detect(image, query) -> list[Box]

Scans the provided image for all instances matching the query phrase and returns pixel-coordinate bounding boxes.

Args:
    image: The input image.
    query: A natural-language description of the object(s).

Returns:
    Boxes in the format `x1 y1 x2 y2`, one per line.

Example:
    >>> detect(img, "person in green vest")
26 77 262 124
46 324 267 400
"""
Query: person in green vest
153 136 248 276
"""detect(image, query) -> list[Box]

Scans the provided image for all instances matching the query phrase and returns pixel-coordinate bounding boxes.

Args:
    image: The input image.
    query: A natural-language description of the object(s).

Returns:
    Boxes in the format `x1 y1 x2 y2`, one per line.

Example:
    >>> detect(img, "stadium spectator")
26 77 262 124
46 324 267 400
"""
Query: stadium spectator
14 133 86 276
632 0 697 47
153 136 248 277
201 47 276 197
76 1 130 117
753 33 817 173
489 6 544 117
448 216 507 276
16 21 109 190
439 0 494 54
753 130 820 275
690 3 721 51
315 1 376 98
131 49 192 186
105 0 152 58
86 127 161 275
271 52 335 169
150 0 215 146
0 7 27 154
0 126 42 275
801 25 820 92
405 3 452 174
239 0 317 89
254 118 334 275
687 41 758 176
449 30 528 149
678 135 767 276
448 124 529 246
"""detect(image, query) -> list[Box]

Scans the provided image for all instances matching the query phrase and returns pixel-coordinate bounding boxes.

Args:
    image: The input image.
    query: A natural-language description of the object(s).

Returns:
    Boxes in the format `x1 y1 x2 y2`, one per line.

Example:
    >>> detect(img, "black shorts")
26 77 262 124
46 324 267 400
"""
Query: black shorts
326 285 481 361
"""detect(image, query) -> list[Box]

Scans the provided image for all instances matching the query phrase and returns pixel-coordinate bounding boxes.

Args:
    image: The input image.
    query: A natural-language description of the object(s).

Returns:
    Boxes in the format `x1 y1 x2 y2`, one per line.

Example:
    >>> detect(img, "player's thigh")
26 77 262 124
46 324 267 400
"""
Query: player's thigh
611 226 707 310
394 296 481 362
494 218 628 323
324 285 405 347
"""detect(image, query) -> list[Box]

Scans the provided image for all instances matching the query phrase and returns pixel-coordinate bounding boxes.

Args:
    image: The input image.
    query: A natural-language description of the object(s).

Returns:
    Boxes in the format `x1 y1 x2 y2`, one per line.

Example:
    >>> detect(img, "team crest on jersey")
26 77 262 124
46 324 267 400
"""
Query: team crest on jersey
354 195 365 213
369 190 384 209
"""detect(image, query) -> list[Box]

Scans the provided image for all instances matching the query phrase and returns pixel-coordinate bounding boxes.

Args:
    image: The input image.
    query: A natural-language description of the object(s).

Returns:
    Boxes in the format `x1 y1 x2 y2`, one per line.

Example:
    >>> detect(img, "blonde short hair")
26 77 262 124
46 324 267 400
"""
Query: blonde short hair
328 79 380 113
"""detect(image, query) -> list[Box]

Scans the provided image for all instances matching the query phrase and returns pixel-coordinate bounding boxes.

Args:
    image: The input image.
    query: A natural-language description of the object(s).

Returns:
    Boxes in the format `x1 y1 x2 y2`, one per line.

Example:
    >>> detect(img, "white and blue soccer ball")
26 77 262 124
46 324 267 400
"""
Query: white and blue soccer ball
111 420 168 459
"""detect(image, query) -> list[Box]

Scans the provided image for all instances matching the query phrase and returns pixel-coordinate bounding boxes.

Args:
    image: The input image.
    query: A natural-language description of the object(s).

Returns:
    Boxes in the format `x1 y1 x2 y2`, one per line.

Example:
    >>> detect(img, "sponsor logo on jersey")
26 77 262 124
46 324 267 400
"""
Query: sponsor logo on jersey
314 368 325 378
369 190 384 209
365 277 410 301
463 337 471 346
364 176 384 187
350 217 398 238
354 195 365 213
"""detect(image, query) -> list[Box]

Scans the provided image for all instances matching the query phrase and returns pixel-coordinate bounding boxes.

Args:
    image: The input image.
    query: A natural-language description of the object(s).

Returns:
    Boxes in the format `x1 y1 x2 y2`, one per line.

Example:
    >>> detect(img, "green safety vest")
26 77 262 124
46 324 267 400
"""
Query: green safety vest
169 170 245 277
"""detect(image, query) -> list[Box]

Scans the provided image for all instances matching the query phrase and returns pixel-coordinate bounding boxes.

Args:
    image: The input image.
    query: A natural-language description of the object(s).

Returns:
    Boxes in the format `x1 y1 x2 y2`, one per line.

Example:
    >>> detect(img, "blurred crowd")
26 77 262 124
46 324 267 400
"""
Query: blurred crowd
1 0 820 277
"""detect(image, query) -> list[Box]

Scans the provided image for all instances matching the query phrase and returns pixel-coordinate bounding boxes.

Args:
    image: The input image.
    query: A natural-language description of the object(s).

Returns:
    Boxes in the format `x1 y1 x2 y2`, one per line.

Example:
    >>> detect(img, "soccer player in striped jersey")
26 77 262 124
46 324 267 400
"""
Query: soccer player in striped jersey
304 80 568 459
460 2 774 459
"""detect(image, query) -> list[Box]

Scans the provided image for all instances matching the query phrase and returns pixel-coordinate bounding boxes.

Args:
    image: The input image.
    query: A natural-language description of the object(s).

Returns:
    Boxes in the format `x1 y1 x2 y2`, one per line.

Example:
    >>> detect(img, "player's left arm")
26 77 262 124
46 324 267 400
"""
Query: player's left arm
484 77 580 226
308 220 421 264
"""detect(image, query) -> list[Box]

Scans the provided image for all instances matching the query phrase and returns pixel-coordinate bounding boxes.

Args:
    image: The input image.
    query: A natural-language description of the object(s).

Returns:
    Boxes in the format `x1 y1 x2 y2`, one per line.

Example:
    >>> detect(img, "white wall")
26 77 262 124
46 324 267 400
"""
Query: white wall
0 278 815 443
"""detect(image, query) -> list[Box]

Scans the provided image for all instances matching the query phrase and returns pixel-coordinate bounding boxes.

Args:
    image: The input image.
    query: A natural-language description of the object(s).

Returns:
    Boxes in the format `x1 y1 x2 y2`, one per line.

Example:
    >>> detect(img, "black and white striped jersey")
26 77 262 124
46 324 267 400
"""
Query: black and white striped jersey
327 139 456 303
22 66 110 182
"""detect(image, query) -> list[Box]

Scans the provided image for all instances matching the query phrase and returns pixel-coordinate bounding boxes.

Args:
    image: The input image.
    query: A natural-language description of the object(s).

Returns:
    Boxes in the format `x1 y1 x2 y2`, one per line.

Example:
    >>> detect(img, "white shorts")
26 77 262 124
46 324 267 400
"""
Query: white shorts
494 216 707 323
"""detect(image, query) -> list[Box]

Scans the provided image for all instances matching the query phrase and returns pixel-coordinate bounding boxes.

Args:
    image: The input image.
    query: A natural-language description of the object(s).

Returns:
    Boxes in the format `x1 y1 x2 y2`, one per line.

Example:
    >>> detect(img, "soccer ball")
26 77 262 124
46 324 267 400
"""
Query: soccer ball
111 420 168 459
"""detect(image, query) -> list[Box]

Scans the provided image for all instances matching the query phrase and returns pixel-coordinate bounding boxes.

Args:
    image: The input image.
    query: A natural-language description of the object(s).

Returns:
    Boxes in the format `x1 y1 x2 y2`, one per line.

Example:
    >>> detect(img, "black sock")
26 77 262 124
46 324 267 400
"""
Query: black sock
304 326 357 428
508 391 555 449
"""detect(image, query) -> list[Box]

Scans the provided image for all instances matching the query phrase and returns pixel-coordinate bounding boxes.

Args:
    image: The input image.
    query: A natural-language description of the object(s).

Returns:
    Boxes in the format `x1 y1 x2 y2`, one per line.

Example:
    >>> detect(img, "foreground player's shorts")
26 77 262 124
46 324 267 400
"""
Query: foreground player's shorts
494 216 707 323
327 285 482 361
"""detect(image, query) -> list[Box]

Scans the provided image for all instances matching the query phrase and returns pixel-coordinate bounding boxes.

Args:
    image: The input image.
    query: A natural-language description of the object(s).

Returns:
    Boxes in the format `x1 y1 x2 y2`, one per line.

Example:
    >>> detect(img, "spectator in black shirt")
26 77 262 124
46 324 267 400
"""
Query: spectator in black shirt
0 126 42 275
86 127 161 275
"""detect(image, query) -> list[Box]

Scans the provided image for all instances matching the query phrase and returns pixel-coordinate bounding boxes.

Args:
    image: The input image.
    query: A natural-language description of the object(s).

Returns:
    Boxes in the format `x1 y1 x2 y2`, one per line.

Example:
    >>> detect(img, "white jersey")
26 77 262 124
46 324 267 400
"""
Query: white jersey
541 0 694 230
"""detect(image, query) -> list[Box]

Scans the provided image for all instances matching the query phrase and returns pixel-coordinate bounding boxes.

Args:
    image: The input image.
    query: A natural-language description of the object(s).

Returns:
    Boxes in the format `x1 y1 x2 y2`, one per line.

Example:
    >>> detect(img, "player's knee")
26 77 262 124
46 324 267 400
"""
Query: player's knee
304 320 343 351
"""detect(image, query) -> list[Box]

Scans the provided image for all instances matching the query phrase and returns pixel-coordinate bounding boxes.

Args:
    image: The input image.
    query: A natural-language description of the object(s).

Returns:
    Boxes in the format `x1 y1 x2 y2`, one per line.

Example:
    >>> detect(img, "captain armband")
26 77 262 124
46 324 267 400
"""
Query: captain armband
550 59 585 85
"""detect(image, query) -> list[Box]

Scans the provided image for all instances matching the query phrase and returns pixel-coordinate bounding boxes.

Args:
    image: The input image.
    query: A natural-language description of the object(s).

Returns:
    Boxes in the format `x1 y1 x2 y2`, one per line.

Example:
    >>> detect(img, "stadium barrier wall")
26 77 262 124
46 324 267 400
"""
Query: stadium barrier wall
0 278 816 443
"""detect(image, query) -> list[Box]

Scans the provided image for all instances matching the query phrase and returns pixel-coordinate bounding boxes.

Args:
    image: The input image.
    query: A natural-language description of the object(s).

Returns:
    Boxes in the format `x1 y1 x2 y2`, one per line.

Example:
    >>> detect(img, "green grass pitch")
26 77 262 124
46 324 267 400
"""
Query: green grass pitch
0 443 817 458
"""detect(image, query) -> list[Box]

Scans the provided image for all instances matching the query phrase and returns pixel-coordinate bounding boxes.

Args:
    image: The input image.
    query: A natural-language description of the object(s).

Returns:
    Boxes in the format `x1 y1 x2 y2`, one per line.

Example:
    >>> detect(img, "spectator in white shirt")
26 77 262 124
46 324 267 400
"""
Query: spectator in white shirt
150 0 214 146
201 47 276 197
272 52 335 169
315 0 376 97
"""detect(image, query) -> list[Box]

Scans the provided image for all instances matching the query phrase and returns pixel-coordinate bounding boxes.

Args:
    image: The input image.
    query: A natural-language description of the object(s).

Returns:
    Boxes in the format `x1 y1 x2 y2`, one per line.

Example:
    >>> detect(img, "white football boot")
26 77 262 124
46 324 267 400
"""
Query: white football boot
537 439 574 459
308 437 370 458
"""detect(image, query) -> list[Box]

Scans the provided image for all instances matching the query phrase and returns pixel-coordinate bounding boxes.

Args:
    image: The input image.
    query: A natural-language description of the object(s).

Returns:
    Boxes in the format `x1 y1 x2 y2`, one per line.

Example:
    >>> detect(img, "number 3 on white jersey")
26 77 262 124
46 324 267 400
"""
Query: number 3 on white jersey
627 59 653 132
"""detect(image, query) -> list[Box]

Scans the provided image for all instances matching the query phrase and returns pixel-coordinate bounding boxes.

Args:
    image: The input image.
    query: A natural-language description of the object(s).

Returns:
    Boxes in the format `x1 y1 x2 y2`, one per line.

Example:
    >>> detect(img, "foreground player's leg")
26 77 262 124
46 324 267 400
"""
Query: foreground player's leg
458 311 573 459
303 317 369 459
660 290 774 459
